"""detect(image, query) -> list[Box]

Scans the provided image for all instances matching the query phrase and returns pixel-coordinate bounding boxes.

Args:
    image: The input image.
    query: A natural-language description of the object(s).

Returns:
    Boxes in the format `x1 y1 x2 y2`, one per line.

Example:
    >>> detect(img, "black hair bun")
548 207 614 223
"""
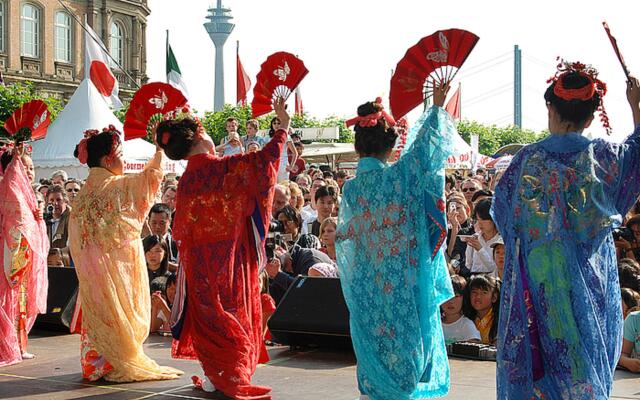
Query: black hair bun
357 101 383 117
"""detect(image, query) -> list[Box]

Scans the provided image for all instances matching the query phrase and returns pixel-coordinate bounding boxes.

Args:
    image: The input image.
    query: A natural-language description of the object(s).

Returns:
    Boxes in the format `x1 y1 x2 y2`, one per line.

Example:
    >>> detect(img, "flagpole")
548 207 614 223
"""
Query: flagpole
237 40 240 106
56 0 140 89
166 30 170 84
458 82 462 120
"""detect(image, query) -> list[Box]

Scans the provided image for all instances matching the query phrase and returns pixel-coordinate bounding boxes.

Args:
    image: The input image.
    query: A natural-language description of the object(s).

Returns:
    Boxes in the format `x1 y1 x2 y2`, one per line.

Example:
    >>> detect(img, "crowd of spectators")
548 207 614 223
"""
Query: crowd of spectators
33 139 640 370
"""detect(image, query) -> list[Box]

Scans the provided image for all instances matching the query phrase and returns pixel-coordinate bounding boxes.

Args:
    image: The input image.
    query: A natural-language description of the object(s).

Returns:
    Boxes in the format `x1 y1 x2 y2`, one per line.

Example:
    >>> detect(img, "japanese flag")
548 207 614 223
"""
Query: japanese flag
84 23 122 109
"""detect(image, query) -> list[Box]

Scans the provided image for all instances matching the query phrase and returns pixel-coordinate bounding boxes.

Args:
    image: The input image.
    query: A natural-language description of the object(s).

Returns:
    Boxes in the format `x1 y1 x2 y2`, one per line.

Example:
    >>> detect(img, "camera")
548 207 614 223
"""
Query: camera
265 219 286 261
43 204 54 222
265 220 292 261
268 220 286 234
613 227 633 242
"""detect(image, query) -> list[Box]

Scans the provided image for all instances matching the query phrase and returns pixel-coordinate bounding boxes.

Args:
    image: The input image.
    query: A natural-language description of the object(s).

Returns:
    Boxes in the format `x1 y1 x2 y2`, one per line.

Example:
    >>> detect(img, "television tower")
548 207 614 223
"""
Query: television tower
204 0 235 111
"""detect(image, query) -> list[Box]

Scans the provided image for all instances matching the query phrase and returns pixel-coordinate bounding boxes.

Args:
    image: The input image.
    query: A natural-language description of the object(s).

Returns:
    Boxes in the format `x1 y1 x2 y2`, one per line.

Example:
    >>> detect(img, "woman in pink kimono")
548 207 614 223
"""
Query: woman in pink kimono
0 145 49 366
68 126 182 382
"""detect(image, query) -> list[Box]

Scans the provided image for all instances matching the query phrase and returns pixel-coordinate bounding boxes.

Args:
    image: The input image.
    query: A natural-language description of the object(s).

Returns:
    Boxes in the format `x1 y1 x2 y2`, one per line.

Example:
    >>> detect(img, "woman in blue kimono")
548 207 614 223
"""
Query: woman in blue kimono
336 85 455 400
492 61 640 399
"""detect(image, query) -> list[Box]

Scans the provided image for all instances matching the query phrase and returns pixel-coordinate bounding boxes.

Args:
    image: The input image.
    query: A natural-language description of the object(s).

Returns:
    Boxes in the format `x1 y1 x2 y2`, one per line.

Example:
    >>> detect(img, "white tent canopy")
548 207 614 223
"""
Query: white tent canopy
31 79 185 181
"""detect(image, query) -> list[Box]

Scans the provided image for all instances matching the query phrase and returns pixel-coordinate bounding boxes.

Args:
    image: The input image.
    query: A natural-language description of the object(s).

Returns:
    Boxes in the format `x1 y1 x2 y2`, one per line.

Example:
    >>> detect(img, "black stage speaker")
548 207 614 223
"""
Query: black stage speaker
35 266 78 331
268 276 351 348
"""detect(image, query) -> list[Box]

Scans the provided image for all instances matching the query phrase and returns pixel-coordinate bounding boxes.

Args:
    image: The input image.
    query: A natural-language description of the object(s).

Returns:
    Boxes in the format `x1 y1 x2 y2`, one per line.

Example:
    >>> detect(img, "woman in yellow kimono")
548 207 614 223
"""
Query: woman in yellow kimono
68 126 182 382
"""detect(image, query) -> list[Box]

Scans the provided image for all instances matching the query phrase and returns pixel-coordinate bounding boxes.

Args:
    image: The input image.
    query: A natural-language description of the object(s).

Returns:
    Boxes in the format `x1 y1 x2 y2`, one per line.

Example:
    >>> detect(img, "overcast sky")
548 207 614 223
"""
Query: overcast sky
145 0 638 142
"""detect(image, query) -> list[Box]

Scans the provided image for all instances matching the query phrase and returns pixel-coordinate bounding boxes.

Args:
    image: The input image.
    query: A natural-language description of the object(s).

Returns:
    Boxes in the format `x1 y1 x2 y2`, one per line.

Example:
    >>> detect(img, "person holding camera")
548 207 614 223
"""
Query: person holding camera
616 215 640 261
274 205 320 249
45 185 71 266
156 97 290 399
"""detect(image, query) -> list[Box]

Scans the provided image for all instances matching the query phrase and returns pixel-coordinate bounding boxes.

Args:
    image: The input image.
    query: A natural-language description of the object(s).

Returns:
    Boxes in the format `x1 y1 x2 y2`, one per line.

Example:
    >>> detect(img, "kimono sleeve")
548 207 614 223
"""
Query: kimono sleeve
391 106 455 195
601 125 640 215
244 130 286 196
491 149 527 237
122 151 164 216
389 106 455 257
230 130 285 238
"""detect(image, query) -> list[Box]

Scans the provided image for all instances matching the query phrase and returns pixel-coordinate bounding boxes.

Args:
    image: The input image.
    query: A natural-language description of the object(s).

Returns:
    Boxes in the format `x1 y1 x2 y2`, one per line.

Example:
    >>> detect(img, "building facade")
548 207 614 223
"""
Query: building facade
0 0 149 101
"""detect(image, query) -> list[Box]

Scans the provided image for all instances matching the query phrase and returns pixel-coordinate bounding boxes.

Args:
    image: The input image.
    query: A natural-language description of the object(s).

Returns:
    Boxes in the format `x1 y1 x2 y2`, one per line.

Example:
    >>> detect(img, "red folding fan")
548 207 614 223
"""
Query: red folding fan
390 29 479 119
3 100 50 141
251 52 309 118
123 82 188 140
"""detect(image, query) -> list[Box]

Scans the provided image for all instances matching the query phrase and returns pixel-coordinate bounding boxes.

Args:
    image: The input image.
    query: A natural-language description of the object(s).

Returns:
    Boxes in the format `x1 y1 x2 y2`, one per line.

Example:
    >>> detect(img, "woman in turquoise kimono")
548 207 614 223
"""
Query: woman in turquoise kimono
492 61 640 399
336 85 455 400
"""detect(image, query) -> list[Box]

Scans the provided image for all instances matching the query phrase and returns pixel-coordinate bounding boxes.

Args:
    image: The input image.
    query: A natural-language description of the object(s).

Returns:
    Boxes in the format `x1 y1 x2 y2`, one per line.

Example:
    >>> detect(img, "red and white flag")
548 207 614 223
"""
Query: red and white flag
236 41 251 106
294 86 304 116
445 84 461 120
85 23 122 109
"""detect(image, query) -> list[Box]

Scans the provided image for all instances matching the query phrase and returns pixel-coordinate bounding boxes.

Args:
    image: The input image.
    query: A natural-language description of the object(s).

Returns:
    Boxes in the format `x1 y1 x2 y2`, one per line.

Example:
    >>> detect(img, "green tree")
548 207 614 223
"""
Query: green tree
199 105 353 144
0 82 64 139
456 119 548 156
114 103 129 124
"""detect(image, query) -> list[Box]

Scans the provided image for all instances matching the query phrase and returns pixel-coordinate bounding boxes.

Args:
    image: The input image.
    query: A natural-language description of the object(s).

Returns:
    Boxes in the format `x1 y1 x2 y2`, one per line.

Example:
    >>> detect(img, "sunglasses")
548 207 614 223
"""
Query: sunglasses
461 187 477 193
66 188 80 193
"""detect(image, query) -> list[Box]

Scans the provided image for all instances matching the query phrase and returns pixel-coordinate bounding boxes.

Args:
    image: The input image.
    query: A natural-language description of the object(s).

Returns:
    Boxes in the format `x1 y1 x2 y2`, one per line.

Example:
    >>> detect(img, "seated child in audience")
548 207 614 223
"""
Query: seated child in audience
309 217 339 278
464 275 500 345
491 238 505 280
441 275 481 344
149 272 176 334
318 217 337 262
619 310 640 373
622 287 640 320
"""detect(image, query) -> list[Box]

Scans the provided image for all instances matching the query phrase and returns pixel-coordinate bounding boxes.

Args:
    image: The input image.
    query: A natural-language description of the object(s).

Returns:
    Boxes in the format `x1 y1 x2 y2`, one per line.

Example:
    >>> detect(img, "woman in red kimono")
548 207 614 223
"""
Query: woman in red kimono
157 99 289 400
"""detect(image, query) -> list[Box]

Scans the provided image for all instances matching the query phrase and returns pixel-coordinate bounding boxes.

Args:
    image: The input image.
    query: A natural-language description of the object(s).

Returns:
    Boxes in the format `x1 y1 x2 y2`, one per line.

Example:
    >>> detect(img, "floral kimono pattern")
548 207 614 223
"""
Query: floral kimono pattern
336 106 455 400
68 151 182 382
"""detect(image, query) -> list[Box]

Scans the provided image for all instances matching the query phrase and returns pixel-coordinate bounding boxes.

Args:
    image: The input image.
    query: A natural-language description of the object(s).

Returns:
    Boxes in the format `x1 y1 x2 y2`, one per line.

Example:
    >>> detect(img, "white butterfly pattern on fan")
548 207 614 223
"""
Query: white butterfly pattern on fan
426 32 449 63
274 61 290 82
149 91 168 109
32 112 47 130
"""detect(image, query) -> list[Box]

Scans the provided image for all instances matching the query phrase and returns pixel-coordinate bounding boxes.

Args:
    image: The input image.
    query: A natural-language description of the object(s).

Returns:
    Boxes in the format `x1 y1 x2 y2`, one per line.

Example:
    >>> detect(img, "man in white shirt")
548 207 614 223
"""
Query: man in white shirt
300 177 326 233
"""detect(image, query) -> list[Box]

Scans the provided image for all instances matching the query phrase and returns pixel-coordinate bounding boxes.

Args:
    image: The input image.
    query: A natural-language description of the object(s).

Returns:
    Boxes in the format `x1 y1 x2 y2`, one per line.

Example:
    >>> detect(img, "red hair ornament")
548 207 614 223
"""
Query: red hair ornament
547 59 611 135
346 97 397 128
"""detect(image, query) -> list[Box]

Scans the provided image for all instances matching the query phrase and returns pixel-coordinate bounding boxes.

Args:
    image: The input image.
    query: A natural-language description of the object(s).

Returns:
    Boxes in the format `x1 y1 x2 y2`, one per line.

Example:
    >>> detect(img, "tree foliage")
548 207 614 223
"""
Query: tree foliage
0 82 64 139
456 119 548 156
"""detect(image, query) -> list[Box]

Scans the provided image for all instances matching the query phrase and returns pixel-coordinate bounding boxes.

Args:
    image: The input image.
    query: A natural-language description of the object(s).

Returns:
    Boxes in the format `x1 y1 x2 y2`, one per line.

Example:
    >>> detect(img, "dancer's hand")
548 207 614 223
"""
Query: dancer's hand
433 82 451 108
627 76 640 126
273 97 291 132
